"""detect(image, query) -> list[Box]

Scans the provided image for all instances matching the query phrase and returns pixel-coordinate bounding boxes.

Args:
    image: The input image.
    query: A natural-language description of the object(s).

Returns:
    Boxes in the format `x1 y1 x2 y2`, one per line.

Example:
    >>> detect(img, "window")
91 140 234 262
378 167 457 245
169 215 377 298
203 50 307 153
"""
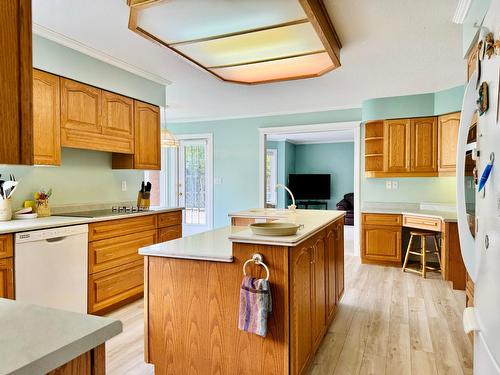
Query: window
266 149 278 206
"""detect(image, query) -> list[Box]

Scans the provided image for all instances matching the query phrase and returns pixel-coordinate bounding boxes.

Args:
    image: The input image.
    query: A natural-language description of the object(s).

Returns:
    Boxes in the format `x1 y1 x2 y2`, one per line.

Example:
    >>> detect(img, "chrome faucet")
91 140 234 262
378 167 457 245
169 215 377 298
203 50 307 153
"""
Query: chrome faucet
275 184 297 211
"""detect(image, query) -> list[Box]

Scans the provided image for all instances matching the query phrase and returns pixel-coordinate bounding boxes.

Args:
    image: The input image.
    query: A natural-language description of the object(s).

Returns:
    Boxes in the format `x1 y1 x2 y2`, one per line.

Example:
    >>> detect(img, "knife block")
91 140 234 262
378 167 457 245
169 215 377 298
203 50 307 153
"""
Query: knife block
137 192 150 209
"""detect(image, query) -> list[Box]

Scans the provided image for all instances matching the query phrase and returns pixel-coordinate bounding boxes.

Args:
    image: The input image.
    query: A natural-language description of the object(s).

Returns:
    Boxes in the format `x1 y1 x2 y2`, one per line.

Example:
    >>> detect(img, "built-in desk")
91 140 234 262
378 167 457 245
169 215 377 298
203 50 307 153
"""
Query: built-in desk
361 210 465 290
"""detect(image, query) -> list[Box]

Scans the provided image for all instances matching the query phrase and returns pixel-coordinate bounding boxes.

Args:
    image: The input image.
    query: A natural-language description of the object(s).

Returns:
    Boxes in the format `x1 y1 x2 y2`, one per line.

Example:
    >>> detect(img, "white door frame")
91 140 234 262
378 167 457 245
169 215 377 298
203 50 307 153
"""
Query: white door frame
175 133 214 232
258 122 361 255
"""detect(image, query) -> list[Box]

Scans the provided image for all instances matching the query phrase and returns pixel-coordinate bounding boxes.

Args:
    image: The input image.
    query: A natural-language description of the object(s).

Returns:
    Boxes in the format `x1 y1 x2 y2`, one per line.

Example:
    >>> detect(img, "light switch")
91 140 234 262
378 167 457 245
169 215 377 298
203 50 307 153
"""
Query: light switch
392 181 399 189
214 177 222 185
121 181 127 191
386 181 392 190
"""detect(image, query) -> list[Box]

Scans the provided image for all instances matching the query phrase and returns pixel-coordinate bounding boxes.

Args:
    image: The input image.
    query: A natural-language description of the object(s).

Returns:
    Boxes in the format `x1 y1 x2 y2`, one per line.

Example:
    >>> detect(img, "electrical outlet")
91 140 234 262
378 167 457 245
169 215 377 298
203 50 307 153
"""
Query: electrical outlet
392 181 399 189
121 181 127 192
386 181 392 190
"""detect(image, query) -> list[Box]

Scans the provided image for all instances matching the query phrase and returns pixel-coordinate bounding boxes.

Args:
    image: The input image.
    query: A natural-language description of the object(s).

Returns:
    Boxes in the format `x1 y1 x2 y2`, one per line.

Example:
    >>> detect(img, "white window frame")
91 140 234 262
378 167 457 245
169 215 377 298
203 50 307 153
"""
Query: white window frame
266 149 278 206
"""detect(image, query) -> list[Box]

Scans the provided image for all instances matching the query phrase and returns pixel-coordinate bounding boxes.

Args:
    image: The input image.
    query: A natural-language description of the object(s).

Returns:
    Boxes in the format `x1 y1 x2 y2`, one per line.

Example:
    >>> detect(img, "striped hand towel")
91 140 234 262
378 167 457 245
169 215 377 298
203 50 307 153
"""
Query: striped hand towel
238 276 272 337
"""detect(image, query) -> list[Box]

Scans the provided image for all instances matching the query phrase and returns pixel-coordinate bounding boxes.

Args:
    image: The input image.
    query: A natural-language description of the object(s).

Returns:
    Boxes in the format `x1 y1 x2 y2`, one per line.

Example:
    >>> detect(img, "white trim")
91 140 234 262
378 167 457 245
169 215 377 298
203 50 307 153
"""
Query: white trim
268 138 355 145
168 105 361 124
176 133 214 232
33 23 172 86
265 149 278 205
259 121 361 255
452 0 472 24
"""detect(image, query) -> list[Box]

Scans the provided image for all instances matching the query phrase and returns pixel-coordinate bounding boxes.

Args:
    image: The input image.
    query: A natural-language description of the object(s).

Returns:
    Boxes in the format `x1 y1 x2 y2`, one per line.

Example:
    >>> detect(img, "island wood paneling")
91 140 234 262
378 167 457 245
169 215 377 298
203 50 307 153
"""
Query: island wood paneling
46 344 105 375
146 242 289 375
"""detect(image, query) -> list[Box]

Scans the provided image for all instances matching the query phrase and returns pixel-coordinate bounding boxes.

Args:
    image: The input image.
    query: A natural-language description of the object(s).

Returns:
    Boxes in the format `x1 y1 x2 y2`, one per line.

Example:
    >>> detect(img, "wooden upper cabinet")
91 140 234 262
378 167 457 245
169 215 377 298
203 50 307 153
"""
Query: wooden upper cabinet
134 101 161 170
384 119 410 173
102 91 134 141
410 117 437 173
0 0 33 165
438 112 460 174
61 78 102 134
33 69 61 166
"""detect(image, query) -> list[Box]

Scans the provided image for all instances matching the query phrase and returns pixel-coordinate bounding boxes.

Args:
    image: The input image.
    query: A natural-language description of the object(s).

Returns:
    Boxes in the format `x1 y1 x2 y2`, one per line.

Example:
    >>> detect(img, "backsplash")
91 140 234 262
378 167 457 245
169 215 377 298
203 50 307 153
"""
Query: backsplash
1 148 144 210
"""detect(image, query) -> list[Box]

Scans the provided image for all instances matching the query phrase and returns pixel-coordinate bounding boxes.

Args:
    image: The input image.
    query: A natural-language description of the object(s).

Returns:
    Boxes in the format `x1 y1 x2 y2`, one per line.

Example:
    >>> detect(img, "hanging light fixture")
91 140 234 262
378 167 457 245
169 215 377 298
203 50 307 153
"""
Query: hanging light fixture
161 128 179 148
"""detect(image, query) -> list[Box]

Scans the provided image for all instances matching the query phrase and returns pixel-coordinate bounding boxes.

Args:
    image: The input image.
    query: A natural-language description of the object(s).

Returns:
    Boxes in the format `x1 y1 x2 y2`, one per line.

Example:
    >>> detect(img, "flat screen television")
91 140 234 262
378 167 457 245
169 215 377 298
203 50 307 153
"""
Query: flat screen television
288 174 331 200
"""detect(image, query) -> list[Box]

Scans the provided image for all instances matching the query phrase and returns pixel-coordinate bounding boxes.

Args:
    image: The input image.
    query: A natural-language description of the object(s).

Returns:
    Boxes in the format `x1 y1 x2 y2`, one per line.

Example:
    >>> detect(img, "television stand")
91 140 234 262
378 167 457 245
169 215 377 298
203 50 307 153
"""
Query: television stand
296 200 328 210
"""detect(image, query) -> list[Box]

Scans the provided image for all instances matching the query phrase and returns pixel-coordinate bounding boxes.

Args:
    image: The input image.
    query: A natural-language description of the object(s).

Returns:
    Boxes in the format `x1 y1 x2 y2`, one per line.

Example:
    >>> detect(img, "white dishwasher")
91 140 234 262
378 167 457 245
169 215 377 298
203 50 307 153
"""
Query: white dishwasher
15 224 88 313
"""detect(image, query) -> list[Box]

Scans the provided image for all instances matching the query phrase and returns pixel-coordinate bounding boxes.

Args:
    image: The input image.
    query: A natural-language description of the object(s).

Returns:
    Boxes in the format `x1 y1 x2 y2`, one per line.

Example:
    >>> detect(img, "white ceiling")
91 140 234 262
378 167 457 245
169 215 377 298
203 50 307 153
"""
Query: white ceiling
32 0 465 122
268 130 354 144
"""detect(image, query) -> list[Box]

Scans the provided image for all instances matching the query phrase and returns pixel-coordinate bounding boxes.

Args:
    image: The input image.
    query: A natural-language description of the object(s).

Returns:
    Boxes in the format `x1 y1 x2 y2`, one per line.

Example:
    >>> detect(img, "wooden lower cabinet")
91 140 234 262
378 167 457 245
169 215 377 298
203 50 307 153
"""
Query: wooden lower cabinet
47 344 105 375
87 211 182 315
335 219 345 300
311 235 326 350
88 259 144 315
325 226 337 324
0 258 14 299
361 214 402 264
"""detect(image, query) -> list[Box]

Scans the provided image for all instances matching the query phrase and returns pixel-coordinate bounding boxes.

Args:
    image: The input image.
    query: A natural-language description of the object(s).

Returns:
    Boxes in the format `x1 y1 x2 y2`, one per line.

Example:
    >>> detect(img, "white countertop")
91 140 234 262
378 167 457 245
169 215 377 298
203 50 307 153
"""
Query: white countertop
0 298 122 375
228 209 345 246
139 226 234 262
0 207 183 234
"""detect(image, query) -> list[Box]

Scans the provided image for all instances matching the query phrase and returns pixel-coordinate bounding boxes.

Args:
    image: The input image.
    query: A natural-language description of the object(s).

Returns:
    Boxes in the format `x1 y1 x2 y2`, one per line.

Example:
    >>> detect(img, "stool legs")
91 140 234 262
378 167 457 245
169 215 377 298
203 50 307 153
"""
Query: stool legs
433 236 442 270
422 235 427 278
402 234 414 272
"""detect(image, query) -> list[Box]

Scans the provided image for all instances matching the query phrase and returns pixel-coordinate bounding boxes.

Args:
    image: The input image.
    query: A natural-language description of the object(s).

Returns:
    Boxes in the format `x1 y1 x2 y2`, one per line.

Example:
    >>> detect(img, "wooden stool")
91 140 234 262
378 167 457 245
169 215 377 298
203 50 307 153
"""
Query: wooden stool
402 231 441 278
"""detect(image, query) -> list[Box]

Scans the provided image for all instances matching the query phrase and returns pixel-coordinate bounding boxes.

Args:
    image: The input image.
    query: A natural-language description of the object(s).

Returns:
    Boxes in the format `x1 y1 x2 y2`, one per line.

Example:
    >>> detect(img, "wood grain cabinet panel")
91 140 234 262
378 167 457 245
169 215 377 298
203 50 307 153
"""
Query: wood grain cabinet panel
0 0 33 165
0 234 13 259
384 119 410 173
291 244 313 375
89 229 156 274
403 215 442 232
312 236 326 350
362 225 402 264
157 211 182 228
157 225 182 243
89 215 157 241
362 213 402 226
61 78 102 134
438 112 460 173
410 117 437 173
101 91 134 144
33 69 61 165
335 219 345 301
0 258 14 299
88 259 144 314
325 226 337 324
112 100 161 170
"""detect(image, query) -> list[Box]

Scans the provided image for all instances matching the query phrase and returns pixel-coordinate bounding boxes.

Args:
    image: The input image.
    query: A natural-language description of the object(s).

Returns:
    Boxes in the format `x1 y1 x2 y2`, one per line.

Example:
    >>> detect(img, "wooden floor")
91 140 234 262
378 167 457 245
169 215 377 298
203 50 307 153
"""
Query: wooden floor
105 255 472 375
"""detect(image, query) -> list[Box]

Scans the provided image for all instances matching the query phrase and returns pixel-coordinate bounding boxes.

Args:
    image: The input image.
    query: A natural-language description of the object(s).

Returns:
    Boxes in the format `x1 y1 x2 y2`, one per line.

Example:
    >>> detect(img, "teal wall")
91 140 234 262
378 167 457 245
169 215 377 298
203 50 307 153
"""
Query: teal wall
168 108 361 227
3 149 144 209
294 142 355 209
284 142 296 206
362 85 464 121
33 35 166 106
1 37 168 210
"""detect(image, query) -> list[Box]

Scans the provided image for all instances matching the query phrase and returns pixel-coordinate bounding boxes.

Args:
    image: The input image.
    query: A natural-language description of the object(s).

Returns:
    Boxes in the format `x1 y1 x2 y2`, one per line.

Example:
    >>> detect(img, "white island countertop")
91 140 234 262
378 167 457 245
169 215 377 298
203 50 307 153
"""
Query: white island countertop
0 207 183 234
139 209 346 262
228 209 345 246
0 298 122 375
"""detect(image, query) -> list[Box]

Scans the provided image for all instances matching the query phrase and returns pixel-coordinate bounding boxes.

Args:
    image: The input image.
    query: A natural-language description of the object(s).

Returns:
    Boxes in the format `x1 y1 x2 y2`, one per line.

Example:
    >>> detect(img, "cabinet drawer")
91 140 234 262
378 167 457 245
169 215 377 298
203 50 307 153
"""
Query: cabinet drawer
362 213 402 226
88 259 144 314
403 215 442 232
89 215 157 241
89 229 156 274
0 234 13 259
157 211 182 228
157 225 182 243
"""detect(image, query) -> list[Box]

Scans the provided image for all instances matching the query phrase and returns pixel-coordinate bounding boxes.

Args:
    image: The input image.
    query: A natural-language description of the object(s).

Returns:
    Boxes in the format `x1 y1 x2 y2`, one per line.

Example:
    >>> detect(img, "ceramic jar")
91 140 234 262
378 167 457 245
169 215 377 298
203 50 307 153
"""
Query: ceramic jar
0 199 12 221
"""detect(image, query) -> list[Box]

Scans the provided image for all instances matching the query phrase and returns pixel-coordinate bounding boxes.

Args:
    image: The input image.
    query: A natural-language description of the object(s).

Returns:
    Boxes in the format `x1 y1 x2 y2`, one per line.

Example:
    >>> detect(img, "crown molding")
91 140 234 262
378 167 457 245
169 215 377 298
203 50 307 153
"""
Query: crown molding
33 23 172 86
452 0 472 24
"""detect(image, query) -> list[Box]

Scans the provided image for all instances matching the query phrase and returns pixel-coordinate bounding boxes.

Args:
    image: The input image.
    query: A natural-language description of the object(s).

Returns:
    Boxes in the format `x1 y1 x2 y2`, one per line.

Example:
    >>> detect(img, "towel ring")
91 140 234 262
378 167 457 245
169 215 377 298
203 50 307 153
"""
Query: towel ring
243 253 270 281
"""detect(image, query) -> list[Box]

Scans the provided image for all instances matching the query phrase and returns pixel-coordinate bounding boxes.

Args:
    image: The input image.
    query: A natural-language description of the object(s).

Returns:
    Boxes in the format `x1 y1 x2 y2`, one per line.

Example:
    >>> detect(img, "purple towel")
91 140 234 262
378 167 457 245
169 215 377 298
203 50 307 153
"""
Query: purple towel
238 276 272 337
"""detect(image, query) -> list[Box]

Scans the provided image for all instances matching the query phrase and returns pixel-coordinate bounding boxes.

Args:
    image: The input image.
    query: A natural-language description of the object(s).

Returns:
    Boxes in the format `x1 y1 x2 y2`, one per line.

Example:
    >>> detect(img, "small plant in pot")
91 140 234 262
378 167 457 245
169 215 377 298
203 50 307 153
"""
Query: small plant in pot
35 188 52 218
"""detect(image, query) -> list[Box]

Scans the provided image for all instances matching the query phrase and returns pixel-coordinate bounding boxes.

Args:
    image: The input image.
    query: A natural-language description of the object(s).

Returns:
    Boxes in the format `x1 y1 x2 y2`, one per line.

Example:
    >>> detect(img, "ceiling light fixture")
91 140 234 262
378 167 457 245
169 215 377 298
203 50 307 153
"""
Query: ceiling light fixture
126 0 341 84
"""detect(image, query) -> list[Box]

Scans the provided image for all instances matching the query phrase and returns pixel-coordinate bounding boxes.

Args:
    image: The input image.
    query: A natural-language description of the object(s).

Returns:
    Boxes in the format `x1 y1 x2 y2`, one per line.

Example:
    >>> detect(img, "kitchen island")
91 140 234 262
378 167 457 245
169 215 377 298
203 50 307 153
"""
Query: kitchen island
0 298 122 374
139 209 345 375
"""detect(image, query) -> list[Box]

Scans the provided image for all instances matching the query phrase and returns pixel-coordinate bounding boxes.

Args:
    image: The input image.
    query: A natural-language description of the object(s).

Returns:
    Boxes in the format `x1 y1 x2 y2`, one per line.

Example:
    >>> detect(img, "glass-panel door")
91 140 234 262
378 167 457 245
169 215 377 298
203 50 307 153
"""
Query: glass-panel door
178 138 212 235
